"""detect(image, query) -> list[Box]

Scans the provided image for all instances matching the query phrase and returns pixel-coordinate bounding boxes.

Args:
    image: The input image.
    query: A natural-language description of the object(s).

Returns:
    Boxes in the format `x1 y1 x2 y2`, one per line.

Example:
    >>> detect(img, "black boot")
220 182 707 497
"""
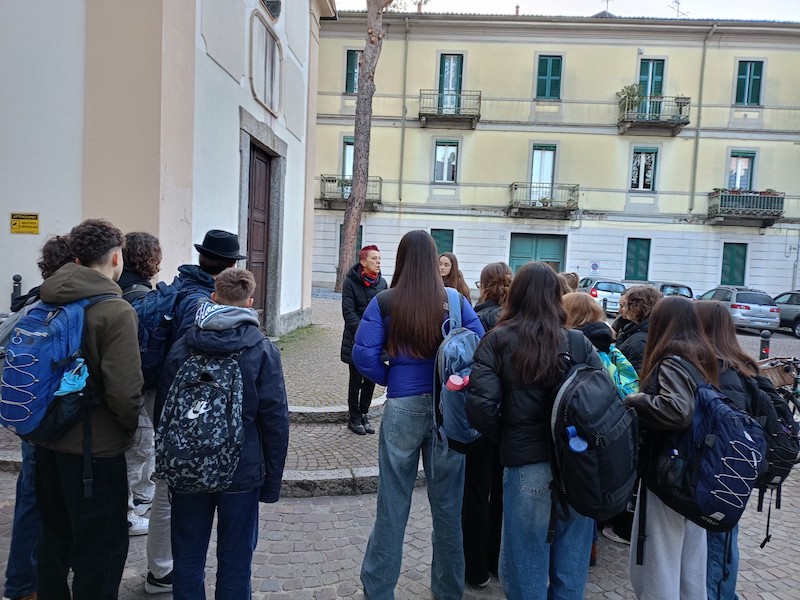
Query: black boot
348 416 366 435
361 413 375 434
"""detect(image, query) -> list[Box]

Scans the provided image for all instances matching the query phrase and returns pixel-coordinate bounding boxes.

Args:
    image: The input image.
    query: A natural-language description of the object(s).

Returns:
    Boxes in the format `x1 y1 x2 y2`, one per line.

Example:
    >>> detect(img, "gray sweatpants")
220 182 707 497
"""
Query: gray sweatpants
629 484 708 600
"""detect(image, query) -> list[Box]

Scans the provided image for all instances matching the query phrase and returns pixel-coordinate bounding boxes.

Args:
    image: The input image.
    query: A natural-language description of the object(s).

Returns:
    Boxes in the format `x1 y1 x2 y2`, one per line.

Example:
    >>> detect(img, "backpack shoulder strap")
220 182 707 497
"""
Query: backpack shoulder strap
665 355 703 388
376 289 392 317
122 284 151 303
444 287 462 331
566 329 587 366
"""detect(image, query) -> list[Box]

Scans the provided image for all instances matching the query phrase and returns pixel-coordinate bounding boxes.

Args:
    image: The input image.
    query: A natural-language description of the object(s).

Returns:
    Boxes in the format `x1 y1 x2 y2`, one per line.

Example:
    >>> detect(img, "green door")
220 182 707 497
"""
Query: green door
721 243 747 286
509 234 566 273
438 54 463 114
638 59 664 117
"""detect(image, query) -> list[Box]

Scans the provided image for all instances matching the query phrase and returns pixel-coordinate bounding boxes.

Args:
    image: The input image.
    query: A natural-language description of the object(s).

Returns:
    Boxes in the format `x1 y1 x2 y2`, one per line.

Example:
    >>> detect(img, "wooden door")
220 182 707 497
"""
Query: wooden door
247 145 270 325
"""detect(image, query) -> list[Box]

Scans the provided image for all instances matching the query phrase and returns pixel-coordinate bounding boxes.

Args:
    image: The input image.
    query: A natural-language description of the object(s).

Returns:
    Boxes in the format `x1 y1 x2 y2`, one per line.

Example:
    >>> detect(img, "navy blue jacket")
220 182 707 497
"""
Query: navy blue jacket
172 264 216 341
353 289 484 397
154 304 289 502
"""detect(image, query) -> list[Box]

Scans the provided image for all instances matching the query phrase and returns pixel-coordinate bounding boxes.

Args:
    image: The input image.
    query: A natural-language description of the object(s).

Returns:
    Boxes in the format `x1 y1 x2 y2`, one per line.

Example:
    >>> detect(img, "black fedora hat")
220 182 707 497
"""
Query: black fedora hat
194 229 246 260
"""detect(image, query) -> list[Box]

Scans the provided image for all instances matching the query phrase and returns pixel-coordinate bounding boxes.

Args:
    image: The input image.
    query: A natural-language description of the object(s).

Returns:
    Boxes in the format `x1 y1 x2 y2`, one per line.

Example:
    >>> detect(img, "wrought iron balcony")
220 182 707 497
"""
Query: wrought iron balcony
419 90 481 128
707 189 784 227
318 175 383 210
618 95 691 135
508 183 580 218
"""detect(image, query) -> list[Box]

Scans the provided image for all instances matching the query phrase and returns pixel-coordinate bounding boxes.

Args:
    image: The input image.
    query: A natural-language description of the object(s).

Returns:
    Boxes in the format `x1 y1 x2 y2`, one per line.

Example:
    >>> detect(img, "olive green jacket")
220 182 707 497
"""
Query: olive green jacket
39 263 143 456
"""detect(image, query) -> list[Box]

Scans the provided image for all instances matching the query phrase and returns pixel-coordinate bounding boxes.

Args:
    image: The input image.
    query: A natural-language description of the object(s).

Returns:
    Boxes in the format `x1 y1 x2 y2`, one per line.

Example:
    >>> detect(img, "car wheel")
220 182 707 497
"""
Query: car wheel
793 319 800 338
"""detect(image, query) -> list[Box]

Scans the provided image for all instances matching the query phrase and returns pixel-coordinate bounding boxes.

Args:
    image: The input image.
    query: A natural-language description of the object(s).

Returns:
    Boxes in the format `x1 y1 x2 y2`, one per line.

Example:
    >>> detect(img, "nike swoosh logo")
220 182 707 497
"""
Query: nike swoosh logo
186 402 212 419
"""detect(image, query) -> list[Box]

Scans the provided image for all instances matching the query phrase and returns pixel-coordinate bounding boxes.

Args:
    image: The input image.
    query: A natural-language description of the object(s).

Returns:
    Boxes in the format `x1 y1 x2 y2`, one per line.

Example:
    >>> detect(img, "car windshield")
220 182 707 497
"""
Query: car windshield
662 285 691 297
737 293 776 306
596 282 625 293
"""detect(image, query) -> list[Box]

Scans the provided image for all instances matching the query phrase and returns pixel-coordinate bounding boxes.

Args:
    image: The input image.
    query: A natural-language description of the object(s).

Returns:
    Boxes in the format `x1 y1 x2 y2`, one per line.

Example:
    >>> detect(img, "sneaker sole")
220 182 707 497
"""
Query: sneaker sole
129 528 149 536
133 503 152 517
144 582 173 594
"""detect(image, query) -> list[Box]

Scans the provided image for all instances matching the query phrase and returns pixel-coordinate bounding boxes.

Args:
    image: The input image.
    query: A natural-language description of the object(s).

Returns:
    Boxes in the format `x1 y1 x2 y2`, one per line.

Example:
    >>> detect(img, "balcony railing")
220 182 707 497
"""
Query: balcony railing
618 95 691 135
419 90 481 127
319 175 382 202
508 183 580 216
708 190 785 220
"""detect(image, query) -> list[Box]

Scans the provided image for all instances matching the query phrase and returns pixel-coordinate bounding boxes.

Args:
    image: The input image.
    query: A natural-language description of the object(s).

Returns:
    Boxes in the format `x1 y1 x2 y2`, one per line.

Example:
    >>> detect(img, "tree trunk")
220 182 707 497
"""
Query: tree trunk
334 0 393 292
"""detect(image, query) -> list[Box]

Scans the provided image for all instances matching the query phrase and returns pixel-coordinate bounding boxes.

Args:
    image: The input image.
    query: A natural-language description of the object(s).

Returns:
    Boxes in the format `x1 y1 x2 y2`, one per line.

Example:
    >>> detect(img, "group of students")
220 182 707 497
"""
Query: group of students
0 220 289 600
348 229 777 600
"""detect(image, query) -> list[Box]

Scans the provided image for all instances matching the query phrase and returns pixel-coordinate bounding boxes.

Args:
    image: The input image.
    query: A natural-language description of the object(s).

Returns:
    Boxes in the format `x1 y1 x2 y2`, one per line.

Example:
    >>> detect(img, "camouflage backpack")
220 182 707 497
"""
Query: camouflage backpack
155 349 245 493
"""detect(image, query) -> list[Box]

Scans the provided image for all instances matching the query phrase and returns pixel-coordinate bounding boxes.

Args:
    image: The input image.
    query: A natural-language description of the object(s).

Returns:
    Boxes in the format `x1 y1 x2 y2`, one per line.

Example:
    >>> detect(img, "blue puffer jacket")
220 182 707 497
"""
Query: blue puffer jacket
353 289 484 397
172 264 216 341
154 303 289 502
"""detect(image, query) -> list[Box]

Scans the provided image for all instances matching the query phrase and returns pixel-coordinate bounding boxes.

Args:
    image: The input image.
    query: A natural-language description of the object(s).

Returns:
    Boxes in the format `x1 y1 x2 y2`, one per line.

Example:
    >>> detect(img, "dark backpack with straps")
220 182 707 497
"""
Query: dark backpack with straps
549 329 639 530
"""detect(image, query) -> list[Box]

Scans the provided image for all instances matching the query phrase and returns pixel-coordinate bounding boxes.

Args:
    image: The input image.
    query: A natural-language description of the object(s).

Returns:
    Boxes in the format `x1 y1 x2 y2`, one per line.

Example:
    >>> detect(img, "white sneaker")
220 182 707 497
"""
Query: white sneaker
128 511 149 536
133 499 152 517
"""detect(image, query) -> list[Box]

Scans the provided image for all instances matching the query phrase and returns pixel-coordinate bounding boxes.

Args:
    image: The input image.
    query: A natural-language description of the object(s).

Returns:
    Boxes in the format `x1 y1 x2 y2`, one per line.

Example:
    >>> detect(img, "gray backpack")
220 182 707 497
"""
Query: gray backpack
155 350 245 493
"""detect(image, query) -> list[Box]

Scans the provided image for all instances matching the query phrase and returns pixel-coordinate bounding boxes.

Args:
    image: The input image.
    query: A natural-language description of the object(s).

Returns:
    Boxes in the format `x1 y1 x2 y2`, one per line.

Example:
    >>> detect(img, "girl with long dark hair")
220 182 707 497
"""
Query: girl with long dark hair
625 296 719 600
439 252 472 302
467 262 601 599
353 230 484 600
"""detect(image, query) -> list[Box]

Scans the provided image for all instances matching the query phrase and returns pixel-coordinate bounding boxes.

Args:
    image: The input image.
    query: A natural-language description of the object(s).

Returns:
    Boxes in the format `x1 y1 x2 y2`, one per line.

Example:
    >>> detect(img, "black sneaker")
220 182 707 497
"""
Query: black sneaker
144 570 173 594
361 414 375 434
348 417 366 435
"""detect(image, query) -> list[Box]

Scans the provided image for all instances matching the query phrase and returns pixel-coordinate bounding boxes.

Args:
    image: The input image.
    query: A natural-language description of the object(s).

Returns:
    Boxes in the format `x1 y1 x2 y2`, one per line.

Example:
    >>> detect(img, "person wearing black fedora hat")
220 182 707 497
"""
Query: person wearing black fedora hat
143 228 244 594
194 229 247 261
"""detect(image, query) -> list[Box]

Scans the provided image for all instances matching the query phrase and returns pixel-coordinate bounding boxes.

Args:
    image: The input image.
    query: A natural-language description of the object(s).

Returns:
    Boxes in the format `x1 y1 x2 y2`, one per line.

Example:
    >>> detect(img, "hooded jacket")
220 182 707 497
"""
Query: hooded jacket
172 264 217 341
154 302 289 502
340 263 387 364
474 299 503 332
578 321 614 353
616 318 650 374
38 263 143 456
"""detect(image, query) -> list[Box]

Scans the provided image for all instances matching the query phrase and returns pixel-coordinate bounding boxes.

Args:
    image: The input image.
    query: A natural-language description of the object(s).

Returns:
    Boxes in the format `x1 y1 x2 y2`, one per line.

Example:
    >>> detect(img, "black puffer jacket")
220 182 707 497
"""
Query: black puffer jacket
340 264 387 364
718 365 752 413
474 299 503 332
466 327 602 467
616 319 649 374
579 321 613 353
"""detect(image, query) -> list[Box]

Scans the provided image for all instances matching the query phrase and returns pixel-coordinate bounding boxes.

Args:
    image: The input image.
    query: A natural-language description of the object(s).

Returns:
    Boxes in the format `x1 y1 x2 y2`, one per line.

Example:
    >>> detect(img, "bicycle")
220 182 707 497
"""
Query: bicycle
758 356 800 416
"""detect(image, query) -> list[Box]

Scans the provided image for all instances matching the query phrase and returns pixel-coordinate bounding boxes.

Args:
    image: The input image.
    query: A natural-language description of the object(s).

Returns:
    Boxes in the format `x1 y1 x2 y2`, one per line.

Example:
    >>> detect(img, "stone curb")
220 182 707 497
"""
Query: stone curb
281 462 425 498
289 394 387 423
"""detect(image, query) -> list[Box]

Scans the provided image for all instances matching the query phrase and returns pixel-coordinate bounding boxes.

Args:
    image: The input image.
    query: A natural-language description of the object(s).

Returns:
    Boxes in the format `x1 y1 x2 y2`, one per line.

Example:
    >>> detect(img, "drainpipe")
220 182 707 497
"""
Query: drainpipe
793 230 800 290
688 23 717 213
398 17 410 203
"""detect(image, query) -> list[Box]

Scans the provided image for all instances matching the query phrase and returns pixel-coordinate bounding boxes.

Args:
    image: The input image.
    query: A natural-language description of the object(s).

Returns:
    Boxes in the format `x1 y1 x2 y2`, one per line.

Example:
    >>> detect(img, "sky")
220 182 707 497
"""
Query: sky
334 0 800 22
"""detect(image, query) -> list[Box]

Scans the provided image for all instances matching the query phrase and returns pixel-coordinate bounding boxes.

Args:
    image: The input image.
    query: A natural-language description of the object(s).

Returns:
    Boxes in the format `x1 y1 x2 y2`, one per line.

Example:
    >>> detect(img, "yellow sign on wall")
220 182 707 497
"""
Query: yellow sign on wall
10 213 39 234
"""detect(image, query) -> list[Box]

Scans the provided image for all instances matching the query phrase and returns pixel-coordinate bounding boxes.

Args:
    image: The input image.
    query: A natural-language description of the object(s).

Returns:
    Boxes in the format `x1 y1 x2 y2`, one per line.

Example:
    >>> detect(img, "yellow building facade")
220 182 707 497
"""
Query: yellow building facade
313 11 800 296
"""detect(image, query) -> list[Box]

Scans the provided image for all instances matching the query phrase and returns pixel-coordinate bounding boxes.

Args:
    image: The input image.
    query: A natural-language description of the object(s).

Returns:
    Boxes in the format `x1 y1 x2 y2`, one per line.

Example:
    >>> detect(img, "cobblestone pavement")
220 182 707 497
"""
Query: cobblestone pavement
0 469 798 599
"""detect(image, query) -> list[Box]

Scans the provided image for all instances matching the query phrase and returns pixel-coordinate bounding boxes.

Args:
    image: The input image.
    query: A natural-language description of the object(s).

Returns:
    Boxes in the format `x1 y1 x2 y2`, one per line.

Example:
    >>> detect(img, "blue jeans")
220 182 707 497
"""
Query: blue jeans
707 527 739 600
500 462 594 600
361 394 466 600
4 441 39 598
170 488 259 600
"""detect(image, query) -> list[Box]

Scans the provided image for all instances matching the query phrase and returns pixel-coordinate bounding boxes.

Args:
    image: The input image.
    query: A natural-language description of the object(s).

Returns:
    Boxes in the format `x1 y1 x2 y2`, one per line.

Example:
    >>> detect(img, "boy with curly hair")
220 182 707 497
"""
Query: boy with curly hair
35 218 143 597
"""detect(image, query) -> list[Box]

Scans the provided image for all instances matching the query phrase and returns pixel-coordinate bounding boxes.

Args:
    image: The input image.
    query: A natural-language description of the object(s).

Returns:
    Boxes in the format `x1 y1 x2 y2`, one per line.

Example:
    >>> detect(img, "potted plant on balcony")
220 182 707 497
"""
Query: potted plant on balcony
761 188 778 196
616 84 642 118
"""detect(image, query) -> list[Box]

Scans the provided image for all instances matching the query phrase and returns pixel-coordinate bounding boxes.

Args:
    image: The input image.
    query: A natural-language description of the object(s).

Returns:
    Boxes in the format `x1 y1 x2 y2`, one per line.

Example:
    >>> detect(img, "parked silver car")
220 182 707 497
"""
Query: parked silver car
644 281 694 299
773 291 800 337
578 277 626 315
697 286 780 331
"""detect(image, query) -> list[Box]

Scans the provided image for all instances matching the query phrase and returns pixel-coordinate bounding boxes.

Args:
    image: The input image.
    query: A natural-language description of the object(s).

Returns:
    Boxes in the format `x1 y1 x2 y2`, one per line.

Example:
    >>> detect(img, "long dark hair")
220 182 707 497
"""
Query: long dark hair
440 252 471 300
495 262 565 387
640 296 718 388
693 300 758 377
386 230 446 359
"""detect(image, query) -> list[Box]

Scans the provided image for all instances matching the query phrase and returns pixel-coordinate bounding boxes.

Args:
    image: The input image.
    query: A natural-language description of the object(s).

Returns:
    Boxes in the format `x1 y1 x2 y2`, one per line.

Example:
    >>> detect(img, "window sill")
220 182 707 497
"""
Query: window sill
534 98 562 103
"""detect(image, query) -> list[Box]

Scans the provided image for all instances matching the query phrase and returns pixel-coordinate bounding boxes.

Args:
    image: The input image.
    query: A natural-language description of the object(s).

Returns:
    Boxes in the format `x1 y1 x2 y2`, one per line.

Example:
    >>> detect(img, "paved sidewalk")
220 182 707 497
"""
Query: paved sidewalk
0 467 797 598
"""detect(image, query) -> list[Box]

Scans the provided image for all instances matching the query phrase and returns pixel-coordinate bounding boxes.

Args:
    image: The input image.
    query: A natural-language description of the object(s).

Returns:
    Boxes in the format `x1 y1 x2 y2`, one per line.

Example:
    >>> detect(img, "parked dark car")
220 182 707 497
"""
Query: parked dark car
644 281 694 299
774 291 800 337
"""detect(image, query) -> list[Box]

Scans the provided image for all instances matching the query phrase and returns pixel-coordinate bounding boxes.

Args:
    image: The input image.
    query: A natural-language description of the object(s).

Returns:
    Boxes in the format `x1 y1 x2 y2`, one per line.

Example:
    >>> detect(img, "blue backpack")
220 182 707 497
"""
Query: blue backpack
0 295 114 442
644 357 768 533
434 288 482 453
126 278 184 390
597 344 640 399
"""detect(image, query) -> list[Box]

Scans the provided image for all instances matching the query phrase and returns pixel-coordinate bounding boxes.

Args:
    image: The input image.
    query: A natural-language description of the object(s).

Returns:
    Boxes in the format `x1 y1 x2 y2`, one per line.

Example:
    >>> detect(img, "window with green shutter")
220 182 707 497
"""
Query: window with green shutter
339 224 363 264
721 243 747 286
625 238 651 281
345 50 361 94
536 56 562 100
735 61 763 106
431 229 454 254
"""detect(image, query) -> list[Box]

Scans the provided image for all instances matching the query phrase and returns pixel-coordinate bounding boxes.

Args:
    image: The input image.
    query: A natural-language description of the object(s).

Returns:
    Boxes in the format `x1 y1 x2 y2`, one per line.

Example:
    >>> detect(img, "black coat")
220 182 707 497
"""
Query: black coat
340 264 387 364
616 319 649 374
466 327 602 467
474 299 503 332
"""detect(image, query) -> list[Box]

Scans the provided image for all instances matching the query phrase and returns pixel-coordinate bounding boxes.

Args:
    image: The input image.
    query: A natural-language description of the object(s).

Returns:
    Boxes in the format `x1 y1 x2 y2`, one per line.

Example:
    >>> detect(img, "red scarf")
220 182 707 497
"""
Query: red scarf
360 266 379 287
